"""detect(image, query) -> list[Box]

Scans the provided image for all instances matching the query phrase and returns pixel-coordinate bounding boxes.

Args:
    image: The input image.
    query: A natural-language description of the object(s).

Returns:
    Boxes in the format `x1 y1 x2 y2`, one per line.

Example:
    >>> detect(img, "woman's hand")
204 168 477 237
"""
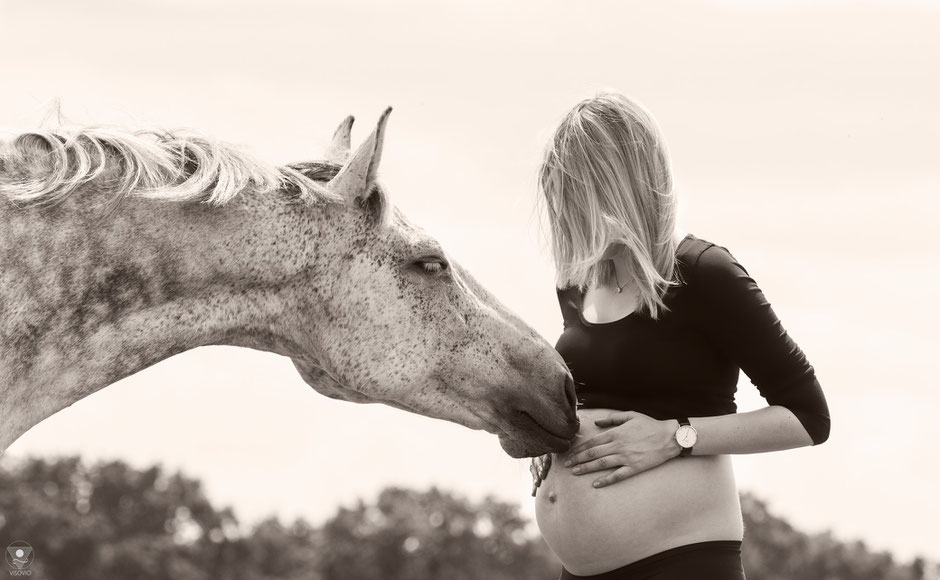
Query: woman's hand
529 453 553 497
564 411 680 488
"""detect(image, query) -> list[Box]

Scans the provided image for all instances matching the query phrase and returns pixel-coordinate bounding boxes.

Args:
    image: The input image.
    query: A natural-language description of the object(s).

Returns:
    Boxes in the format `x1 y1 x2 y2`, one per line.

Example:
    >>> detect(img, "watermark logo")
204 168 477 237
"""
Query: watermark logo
4 541 33 576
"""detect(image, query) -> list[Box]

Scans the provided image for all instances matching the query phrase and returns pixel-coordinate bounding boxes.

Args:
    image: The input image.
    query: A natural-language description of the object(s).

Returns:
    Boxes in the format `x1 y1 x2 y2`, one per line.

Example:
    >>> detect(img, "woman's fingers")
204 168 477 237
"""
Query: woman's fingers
590 452 670 488
594 410 638 427
570 452 622 475
539 454 552 479
530 454 553 498
592 465 637 488
566 442 618 470
566 432 614 459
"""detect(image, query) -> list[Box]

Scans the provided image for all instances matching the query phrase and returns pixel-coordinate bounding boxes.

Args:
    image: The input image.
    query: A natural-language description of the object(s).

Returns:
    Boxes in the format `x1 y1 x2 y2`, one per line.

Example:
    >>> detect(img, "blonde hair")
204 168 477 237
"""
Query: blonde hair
538 92 679 320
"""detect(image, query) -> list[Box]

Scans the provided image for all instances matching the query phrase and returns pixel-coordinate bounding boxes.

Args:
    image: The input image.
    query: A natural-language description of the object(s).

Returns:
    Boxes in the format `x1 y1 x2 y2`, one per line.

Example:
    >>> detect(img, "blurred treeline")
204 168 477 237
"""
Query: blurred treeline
0 457 933 580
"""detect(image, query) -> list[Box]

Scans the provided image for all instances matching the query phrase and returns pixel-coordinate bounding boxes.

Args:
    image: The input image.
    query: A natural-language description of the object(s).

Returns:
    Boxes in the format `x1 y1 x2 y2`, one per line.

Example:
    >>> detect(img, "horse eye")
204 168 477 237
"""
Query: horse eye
416 257 448 274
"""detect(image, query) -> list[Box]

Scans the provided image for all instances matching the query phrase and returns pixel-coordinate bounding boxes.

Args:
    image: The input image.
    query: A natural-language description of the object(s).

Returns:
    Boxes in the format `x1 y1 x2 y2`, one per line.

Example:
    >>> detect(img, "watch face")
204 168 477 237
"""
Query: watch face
676 425 697 448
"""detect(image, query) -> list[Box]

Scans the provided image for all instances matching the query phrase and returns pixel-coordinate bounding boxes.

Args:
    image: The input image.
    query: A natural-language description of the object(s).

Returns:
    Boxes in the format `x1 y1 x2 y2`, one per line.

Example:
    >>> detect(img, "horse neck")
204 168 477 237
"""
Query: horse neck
0 186 319 450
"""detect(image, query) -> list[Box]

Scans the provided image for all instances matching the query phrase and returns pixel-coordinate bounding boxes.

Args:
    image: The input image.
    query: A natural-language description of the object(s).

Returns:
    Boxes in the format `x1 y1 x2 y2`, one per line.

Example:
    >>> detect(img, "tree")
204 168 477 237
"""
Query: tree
318 487 557 580
0 456 247 580
0 457 933 579
741 493 926 580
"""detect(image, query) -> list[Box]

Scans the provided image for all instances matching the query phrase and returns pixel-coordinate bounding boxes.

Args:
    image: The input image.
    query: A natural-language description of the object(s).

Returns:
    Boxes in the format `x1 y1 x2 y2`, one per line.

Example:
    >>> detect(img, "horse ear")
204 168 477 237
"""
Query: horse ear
324 115 354 164
328 107 392 204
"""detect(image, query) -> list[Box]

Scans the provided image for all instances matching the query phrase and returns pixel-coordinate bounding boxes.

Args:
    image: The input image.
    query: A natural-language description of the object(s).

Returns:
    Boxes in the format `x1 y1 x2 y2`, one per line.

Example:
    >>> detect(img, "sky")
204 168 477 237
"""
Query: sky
1 0 939 563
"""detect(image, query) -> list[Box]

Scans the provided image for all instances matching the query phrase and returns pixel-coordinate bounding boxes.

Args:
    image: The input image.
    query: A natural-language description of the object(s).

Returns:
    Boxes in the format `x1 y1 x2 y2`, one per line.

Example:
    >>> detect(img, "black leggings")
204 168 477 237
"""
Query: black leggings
558 540 745 580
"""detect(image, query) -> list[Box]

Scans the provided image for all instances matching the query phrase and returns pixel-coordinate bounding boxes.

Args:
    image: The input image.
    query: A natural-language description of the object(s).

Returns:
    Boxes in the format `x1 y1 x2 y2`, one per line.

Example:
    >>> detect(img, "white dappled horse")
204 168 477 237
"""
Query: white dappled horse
0 109 579 459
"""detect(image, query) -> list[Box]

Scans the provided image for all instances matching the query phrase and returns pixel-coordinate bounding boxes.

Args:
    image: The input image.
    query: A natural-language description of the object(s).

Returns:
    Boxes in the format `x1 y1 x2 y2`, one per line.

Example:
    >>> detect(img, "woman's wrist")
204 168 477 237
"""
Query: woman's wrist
662 419 682 458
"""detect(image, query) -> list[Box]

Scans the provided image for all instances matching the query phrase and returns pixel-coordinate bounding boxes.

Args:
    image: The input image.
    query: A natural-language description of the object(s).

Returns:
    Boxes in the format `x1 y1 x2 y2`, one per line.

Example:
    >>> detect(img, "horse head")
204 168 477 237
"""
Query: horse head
285 109 579 458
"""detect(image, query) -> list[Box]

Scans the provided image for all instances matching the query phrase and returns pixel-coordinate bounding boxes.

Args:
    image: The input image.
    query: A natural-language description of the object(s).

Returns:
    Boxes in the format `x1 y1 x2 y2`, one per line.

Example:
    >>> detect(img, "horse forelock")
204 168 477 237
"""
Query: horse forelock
287 160 342 183
0 125 336 210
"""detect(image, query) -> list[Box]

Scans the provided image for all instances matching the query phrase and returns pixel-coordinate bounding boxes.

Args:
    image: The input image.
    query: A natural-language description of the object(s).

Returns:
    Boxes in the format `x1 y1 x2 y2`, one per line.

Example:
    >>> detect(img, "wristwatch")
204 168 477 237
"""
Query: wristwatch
675 418 697 457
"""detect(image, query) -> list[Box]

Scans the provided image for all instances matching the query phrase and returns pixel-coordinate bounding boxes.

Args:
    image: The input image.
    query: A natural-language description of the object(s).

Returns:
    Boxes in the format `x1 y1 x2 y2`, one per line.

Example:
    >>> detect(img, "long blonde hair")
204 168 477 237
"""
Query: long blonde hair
538 92 679 320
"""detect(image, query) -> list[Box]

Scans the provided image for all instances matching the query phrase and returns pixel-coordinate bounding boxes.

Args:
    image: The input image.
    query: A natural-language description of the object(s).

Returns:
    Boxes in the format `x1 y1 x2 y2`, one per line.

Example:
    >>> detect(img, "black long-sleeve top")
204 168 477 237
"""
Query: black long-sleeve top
555 233 830 445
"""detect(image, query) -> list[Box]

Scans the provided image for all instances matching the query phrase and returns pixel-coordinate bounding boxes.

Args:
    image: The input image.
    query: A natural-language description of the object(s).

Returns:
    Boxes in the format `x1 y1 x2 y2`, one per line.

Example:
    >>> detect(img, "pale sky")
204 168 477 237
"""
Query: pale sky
1 0 938 563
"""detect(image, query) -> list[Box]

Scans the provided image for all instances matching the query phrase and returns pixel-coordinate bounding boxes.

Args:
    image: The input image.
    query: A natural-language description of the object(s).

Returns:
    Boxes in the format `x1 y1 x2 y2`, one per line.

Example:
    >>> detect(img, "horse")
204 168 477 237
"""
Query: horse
0 109 579 458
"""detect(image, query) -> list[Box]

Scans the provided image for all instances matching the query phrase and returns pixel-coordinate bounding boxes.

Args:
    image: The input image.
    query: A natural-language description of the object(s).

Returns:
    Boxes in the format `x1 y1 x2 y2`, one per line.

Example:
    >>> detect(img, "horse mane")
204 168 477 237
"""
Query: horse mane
0 124 338 210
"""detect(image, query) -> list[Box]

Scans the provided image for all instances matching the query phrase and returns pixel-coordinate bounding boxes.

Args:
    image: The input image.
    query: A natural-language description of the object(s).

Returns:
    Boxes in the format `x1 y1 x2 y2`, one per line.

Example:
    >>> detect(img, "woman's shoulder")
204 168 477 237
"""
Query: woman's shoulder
555 283 583 306
554 284 582 325
676 233 754 293
555 284 582 298
674 234 773 323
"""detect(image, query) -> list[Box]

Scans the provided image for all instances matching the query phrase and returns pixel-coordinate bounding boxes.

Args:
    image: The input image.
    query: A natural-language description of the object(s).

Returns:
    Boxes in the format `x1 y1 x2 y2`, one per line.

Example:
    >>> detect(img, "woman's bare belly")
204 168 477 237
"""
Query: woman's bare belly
535 409 744 576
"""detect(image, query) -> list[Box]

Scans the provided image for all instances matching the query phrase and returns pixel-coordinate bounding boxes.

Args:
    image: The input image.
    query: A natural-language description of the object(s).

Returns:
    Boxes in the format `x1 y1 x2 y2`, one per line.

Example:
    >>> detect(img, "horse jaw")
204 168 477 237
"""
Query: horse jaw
290 358 576 459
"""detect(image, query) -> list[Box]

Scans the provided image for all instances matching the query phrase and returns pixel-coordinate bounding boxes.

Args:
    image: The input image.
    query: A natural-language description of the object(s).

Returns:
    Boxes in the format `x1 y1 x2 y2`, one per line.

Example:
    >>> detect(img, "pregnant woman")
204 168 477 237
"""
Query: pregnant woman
531 92 830 579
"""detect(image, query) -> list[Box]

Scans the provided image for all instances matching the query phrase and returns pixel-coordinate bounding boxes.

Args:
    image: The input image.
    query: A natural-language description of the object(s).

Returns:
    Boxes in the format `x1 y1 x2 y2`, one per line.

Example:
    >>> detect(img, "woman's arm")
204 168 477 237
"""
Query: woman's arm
565 406 813 487
690 243 830 444
565 242 830 488
668 405 813 456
